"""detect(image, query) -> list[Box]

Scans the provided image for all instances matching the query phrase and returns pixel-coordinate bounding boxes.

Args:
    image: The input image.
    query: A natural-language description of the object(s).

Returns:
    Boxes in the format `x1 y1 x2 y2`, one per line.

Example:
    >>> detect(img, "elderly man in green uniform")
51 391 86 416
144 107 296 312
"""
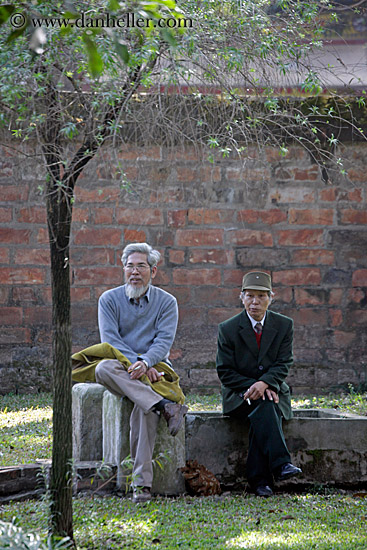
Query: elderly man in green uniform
216 271 302 497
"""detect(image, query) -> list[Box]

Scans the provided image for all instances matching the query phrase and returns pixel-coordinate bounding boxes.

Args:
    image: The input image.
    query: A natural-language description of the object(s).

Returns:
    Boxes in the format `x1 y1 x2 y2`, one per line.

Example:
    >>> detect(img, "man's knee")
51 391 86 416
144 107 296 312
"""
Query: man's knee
95 359 116 383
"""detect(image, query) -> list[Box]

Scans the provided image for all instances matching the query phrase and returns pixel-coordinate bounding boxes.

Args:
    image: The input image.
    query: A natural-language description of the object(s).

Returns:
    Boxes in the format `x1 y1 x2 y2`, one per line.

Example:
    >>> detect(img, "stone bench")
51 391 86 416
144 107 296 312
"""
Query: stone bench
72 383 367 492
72 383 185 495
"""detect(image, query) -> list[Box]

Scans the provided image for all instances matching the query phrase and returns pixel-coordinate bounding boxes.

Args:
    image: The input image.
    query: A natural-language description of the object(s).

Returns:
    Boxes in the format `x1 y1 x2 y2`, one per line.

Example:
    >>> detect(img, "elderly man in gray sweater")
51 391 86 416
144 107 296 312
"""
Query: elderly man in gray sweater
95 242 188 503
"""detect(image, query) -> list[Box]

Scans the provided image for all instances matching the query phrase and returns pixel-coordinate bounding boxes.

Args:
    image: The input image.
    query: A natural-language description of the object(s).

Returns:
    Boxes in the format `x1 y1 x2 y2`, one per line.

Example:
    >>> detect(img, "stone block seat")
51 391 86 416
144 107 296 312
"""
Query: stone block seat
72 383 367 493
72 383 185 495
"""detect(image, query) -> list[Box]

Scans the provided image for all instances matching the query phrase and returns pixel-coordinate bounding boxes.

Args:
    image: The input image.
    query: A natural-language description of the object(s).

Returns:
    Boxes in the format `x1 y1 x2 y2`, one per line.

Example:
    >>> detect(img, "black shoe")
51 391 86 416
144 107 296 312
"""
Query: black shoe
254 485 273 497
162 403 189 436
274 463 302 482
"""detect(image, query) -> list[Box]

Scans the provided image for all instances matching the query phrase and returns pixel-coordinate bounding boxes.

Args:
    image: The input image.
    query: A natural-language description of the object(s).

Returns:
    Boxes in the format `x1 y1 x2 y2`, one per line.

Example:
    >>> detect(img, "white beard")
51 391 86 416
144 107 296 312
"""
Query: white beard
125 281 151 300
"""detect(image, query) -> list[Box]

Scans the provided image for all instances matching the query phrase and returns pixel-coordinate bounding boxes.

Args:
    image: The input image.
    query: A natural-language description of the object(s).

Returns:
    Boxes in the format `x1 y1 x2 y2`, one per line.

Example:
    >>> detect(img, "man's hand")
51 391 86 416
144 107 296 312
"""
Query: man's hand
145 367 163 383
128 360 148 380
265 388 279 403
244 381 269 401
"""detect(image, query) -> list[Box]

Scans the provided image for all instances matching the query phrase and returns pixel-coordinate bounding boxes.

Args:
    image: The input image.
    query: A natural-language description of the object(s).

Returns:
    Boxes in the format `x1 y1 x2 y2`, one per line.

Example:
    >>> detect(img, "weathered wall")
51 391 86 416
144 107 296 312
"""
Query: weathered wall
0 142 366 394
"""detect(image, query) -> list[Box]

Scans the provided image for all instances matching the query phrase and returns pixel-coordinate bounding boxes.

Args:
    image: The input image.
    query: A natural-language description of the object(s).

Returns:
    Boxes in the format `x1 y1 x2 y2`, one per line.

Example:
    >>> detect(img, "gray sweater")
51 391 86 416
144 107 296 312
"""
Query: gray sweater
98 284 178 368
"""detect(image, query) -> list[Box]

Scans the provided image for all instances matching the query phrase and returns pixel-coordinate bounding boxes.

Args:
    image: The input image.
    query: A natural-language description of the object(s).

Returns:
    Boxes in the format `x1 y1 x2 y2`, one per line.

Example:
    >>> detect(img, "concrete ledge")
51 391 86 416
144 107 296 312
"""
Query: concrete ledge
0 461 117 503
71 384 367 493
186 410 367 489
102 392 185 495
72 383 106 461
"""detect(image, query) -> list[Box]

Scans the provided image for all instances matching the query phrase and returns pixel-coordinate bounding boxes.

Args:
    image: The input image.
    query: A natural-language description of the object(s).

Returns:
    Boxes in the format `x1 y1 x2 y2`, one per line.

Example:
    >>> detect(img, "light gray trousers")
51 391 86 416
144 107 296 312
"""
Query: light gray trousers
95 358 163 488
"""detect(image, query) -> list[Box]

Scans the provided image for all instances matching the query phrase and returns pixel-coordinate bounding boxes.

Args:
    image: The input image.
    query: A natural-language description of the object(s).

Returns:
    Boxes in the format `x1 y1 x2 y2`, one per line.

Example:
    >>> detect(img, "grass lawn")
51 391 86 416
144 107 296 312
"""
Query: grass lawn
0 390 366 549
1 490 367 549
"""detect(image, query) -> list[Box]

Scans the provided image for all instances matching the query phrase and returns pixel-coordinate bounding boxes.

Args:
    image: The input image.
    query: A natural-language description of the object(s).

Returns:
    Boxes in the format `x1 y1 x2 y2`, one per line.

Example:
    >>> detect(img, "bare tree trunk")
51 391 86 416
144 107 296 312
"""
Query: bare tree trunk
46 176 74 542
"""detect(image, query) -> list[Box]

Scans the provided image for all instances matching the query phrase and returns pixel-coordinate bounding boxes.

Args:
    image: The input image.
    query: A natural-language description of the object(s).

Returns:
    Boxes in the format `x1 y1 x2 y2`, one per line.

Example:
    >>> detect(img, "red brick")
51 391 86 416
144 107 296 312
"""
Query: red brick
292 166 319 181
0 228 31 244
208 307 242 324
266 147 306 163
340 209 367 224
288 308 327 325
36 228 49 244
0 288 9 303
0 185 29 201
0 268 45 284
192 286 240 306
169 348 183 360
177 167 197 183
189 249 234 265
167 210 187 227
72 207 89 223
331 330 355 348
319 187 363 202
0 328 31 344
0 248 9 263
329 289 343 305
222 270 243 286
14 249 50 265
40 288 52 303
270 188 315 204
348 189 363 202
188 209 234 225
71 248 115 265
163 286 191 304
273 268 321 286
70 288 91 302
35 329 52 344
73 267 122 285
154 270 170 286
227 229 273 246
259 210 287 224
71 305 98 326
124 229 146 242
76 186 121 203
352 269 367 287
93 207 114 225
176 229 223 247
289 209 334 225
199 165 221 182
165 146 202 162
347 168 367 182
236 210 258 224
177 307 205 325
12 288 36 302
17 207 46 224
169 249 185 264
74 228 122 246
330 309 342 327
347 288 365 303
294 289 326 306
272 288 293 303
277 229 323 246
172 268 221 285
23 307 51 324
292 249 335 265
0 207 12 222
136 146 162 160
116 208 163 225
1 307 22 325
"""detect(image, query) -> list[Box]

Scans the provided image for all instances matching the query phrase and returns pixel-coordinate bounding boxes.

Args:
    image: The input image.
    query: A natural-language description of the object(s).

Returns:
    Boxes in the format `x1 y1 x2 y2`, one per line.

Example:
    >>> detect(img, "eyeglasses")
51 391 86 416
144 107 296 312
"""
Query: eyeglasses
124 263 151 272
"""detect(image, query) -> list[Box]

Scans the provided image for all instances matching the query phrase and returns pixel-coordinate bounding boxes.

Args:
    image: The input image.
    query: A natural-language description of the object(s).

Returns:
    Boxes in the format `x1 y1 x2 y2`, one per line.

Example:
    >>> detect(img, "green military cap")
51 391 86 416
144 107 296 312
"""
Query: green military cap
242 271 272 292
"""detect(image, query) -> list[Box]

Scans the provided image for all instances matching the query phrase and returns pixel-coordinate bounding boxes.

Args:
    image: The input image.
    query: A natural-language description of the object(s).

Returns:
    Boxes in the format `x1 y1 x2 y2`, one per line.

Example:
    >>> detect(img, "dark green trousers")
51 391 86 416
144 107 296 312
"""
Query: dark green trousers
229 398 291 488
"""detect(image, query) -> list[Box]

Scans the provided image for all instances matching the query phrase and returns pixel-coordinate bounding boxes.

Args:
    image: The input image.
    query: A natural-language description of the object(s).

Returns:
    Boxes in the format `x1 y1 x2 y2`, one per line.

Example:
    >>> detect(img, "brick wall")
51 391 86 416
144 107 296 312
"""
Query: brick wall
0 142 366 394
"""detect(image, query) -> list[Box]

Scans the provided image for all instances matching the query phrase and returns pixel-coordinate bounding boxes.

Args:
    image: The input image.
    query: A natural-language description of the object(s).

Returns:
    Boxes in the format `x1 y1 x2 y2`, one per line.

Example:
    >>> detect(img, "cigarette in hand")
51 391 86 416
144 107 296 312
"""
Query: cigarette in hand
159 372 165 376
246 398 251 405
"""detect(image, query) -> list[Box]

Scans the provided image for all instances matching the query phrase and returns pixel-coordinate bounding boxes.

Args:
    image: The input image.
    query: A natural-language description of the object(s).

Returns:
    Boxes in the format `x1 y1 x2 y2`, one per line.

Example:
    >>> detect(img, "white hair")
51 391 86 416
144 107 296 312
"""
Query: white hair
121 242 161 267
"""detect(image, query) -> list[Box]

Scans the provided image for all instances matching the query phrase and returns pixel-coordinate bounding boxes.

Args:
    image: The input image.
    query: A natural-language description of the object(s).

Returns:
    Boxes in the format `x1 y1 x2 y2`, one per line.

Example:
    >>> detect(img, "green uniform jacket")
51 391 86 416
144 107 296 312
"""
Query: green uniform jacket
216 309 293 420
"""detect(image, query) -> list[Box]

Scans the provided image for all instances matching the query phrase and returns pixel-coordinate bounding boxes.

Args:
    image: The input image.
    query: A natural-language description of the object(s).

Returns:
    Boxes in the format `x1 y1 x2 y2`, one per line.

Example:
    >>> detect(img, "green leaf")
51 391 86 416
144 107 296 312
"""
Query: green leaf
115 41 129 64
160 27 177 47
82 34 103 77
0 4 14 25
6 27 26 43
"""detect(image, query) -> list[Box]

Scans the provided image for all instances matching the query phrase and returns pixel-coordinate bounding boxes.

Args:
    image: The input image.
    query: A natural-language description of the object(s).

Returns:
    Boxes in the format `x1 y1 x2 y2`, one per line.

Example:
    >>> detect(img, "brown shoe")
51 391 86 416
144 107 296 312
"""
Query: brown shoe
162 403 188 436
132 486 151 503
